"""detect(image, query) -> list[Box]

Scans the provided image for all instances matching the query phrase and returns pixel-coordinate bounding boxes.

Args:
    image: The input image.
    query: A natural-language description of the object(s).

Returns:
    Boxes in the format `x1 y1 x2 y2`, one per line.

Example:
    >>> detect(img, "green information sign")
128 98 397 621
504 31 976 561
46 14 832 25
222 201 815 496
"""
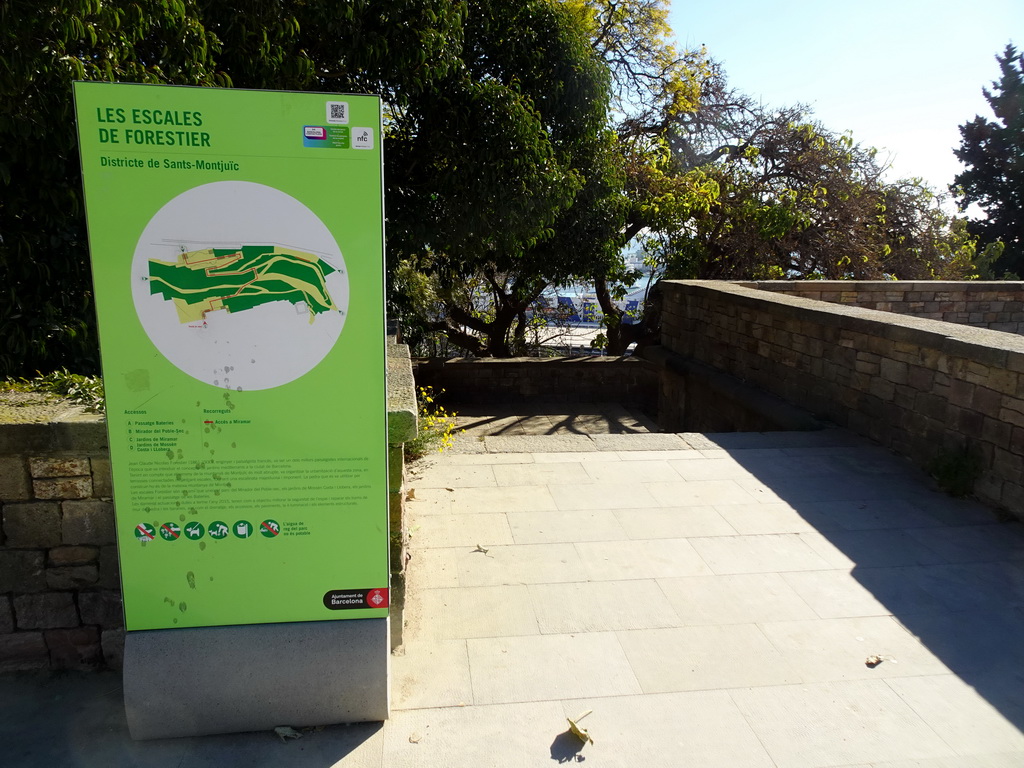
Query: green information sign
74 83 388 631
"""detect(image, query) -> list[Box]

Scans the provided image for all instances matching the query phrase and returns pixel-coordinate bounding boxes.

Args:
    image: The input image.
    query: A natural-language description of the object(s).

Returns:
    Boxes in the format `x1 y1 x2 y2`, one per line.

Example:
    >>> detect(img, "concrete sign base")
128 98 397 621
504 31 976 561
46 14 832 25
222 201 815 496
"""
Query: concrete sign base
123 618 389 740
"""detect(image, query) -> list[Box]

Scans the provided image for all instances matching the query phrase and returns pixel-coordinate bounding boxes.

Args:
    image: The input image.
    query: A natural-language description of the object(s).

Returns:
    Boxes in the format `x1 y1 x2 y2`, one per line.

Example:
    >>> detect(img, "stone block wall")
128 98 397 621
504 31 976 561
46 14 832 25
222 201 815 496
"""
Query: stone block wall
1 341 419 672
386 340 417 652
641 347 823 434
414 356 658 412
660 280 1024 517
746 281 1024 335
0 421 123 672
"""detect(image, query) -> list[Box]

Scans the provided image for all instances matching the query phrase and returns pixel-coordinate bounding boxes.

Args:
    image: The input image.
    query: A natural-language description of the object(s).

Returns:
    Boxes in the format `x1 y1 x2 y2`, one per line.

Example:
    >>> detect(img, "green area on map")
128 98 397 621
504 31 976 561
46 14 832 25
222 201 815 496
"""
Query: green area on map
148 244 338 324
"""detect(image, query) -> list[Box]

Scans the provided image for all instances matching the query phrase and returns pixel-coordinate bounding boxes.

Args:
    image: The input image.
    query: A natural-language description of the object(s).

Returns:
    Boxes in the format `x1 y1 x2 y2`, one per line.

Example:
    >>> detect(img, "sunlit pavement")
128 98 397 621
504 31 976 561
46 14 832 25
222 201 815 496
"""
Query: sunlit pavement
4 412 1024 767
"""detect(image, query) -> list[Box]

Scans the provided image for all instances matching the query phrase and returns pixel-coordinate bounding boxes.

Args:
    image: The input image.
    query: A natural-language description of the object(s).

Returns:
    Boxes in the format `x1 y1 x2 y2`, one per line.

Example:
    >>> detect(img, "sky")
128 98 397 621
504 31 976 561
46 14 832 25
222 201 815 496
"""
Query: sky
667 0 1023 201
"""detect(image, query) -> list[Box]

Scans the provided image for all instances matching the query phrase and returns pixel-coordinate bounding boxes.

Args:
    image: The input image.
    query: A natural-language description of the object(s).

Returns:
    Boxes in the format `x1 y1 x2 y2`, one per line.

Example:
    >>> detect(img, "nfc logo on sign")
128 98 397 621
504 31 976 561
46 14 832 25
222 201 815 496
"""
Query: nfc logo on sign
351 128 374 150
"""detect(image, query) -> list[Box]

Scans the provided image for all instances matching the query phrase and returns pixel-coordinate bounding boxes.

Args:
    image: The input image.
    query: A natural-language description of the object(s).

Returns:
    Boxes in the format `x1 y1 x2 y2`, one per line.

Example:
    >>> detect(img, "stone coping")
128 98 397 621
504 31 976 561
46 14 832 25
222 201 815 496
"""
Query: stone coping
386 341 417 445
666 280 1024 367
0 342 419 451
743 279 1024 293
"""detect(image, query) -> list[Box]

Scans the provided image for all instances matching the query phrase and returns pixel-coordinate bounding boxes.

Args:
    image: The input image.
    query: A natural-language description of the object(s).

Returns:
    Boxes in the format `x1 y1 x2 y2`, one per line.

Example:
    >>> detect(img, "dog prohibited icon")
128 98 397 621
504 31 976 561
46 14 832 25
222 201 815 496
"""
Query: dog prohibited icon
134 523 156 542
159 522 181 541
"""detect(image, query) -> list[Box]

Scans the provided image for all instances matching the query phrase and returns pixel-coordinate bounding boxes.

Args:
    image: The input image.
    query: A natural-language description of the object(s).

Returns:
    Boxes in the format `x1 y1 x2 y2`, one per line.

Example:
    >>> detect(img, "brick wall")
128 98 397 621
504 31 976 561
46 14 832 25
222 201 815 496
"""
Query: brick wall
0 420 122 672
660 280 1024 517
746 281 1024 335
414 356 658 411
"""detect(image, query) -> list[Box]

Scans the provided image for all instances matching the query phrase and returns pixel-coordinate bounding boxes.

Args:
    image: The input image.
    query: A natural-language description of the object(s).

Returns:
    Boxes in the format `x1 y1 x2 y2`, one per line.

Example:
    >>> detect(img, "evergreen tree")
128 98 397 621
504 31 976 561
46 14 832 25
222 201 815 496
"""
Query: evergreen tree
952 44 1024 276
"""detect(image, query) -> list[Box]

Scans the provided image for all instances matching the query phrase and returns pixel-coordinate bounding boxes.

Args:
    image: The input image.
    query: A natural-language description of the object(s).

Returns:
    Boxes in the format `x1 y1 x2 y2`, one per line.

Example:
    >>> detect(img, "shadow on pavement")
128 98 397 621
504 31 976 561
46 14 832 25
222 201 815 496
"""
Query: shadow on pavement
711 431 1024 738
0 670 383 768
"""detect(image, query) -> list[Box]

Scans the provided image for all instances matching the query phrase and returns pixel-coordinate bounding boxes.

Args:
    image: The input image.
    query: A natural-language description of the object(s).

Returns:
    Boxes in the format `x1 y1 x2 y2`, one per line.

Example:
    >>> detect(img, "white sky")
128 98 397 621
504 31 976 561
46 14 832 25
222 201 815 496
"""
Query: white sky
668 0 1023 198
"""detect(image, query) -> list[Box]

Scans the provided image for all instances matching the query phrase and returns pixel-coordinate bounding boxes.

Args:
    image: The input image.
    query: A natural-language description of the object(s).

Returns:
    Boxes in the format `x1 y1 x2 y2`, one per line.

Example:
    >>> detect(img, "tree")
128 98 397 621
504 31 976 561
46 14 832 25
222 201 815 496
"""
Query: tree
594 62 991 353
386 0 622 357
1 0 623 365
0 0 228 377
196 1 466 99
573 0 714 355
952 43 1024 277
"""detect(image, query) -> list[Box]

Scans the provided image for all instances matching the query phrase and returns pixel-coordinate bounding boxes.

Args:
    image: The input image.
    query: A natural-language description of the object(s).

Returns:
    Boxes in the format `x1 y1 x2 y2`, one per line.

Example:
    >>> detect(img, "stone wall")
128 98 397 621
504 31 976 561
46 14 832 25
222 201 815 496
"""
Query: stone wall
0 419 121 672
1 342 419 672
414 356 658 411
659 280 1024 517
386 340 417 651
745 281 1024 335
641 348 823 433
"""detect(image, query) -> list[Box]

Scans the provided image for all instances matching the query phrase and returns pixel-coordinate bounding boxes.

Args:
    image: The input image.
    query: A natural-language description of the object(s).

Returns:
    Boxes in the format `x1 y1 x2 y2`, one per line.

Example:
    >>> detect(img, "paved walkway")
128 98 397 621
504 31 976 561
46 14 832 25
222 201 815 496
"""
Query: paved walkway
4 420 1024 767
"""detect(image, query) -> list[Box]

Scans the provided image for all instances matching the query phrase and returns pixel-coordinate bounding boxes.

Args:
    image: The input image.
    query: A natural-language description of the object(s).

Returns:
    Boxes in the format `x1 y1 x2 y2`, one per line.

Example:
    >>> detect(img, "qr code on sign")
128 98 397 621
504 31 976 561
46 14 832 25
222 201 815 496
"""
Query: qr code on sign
326 101 349 124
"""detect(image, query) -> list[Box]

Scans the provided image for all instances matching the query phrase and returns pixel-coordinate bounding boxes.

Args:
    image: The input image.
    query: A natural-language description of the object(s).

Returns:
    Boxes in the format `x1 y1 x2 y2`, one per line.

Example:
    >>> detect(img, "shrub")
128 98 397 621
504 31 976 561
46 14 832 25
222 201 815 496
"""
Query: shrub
404 386 458 460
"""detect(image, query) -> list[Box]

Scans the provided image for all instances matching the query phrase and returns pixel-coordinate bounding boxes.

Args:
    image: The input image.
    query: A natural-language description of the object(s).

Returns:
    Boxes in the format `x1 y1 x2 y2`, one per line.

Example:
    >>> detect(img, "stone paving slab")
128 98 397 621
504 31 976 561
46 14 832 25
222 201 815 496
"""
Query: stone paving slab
843 755 1024 768
445 542 590 587
589 433 691 451
555 690 776 767
714 501 820 535
389 638 472 710
618 623 803 692
410 584 539 640
780 567 949 618
383 700 565 768
548 479 665 510
885 674 1024 755
757 615 953 682
411 512 514 549
575 537 713 580
612 503 737 538
648 478 763 506
908 561 1024 612
791 498 947 532
6 421 1024 767
657 572 818 626
730 679 956 767
410 483 558 515
480 434 598 454
491 460 594 486
506 508 629 544
686 532 833 574
892 608 1024 675
795 528 950 568
528 579 679 633
467 632 642 704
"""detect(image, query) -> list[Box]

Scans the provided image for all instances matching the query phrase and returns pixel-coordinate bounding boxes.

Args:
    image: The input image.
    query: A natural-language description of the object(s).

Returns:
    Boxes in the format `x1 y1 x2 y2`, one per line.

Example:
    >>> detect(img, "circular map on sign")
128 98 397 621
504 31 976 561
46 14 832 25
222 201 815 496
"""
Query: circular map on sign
131 181 349 391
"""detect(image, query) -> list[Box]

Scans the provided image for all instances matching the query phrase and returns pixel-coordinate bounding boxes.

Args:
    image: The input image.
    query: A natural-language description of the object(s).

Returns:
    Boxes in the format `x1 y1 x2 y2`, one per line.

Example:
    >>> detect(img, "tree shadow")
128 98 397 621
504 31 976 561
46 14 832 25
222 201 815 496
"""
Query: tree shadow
712 430 1024 737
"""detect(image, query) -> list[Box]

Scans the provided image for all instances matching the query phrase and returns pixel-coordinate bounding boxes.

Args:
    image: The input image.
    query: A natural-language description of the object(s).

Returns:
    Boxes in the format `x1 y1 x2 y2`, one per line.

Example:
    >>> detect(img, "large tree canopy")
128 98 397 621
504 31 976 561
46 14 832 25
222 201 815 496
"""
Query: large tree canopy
1 1 1002 369
593 62 994 354
952 43 1024 277
0 0 612 369
386 0 622 357
1 0 229 376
